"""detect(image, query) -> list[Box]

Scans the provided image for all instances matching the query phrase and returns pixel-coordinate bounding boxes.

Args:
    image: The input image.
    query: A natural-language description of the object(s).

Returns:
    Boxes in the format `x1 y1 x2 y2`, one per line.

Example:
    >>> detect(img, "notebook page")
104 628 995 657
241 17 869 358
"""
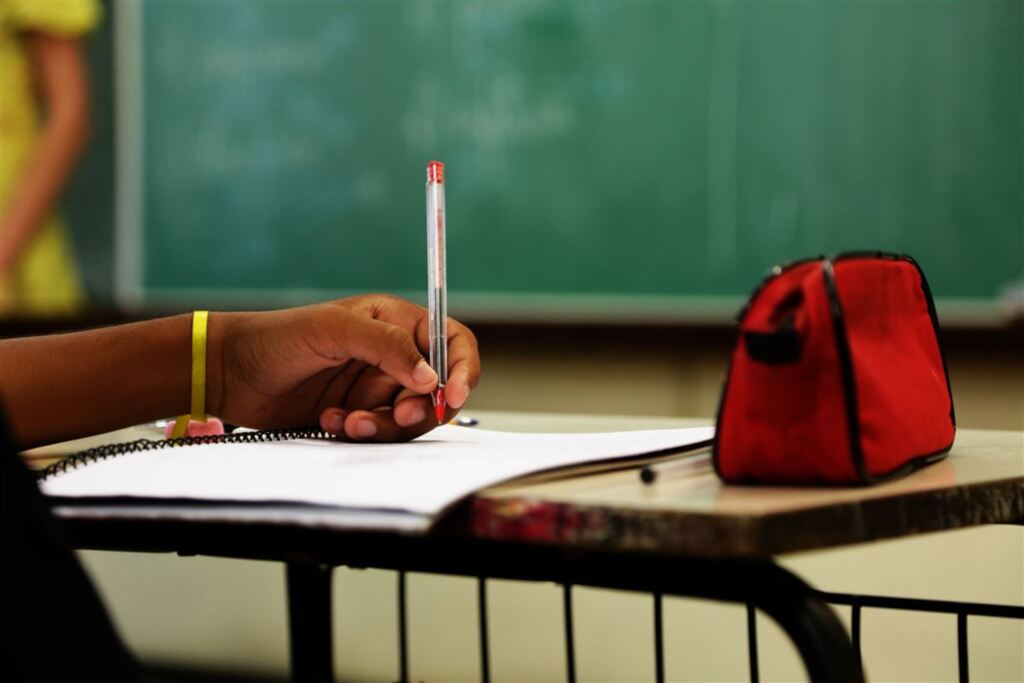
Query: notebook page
41 425 714 517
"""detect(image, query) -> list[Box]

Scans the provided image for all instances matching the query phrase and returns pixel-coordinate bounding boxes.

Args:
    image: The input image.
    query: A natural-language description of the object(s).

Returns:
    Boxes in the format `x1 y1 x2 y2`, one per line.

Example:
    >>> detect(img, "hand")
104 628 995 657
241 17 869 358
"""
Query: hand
209 295 480 442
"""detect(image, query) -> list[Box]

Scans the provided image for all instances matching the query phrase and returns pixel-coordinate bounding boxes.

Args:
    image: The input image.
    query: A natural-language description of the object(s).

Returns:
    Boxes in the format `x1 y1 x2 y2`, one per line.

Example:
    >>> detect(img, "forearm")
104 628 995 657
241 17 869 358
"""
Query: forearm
0 34 91 271
0 296 481 447
0 314 222 448
0 114 89 271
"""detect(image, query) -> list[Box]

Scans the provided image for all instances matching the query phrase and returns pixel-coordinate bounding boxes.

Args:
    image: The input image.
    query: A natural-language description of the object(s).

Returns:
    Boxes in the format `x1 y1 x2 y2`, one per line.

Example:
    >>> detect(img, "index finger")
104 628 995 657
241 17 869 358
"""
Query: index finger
312 305 437 394
353 297 480 408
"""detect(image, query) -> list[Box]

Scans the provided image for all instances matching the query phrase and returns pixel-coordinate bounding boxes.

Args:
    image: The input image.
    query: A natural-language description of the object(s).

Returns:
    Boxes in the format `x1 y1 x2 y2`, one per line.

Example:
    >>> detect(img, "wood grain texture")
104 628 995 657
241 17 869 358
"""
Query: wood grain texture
472 427 1024 557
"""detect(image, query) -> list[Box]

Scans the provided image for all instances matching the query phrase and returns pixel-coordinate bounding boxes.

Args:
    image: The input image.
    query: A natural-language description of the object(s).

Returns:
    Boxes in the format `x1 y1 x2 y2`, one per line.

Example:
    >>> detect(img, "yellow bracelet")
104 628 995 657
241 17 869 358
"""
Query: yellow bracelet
170 311 209 438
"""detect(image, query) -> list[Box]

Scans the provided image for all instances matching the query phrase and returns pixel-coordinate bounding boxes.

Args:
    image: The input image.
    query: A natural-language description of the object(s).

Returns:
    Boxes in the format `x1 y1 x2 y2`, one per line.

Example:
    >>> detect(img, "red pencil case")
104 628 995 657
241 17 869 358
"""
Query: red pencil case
713 253 955 485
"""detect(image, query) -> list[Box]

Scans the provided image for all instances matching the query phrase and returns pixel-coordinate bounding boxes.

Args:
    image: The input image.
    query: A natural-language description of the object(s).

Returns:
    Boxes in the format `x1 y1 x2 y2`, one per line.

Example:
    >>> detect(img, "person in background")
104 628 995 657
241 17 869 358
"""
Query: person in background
0 0 99 315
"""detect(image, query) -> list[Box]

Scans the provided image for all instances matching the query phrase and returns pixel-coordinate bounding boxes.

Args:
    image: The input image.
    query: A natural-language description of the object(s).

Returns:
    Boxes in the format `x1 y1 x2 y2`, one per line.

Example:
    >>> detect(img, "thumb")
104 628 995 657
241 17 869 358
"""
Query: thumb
322 308 438 394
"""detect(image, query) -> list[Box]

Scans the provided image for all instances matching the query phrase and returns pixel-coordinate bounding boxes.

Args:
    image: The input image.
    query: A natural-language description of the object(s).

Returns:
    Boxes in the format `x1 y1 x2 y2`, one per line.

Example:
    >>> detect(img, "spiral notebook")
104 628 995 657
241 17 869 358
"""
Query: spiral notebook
39 424 714 533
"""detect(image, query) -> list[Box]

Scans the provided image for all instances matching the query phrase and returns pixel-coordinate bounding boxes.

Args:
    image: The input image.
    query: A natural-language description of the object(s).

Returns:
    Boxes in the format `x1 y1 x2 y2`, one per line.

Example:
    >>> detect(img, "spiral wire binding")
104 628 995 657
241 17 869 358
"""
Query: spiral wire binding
36 427 332 482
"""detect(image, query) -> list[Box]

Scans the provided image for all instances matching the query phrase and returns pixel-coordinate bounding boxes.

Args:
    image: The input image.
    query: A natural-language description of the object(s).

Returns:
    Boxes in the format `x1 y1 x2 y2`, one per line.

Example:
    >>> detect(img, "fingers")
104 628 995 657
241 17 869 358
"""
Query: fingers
317 387 434 440
318 387 434 441
410 313 479 410
319 407 349 436
444 320 480 409
327 368 431 428
312 297 479 437
343 366 403 411
317 306 438 395
318 399 435 442
339 296 480 410
317 381 433 441
392 389 431 427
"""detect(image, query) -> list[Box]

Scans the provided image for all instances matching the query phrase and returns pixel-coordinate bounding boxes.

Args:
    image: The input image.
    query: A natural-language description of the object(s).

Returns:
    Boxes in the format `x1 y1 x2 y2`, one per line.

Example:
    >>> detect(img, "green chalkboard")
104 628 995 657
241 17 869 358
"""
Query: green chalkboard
124 0 1023 323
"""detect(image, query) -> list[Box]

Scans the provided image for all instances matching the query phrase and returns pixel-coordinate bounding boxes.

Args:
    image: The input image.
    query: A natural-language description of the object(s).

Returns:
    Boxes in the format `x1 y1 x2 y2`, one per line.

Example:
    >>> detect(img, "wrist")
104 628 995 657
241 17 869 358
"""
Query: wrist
205 311 230 419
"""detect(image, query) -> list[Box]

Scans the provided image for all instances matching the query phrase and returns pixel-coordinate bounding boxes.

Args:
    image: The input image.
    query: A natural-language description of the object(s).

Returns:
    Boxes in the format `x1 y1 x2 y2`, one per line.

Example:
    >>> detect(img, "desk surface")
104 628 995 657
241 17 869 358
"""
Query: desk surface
475 416 1023 555
26 411 1024 558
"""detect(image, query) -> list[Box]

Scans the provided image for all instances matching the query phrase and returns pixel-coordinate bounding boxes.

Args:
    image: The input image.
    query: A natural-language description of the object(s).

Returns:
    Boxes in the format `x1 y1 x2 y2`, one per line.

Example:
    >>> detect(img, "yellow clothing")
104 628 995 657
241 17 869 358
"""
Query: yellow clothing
0 0 100 315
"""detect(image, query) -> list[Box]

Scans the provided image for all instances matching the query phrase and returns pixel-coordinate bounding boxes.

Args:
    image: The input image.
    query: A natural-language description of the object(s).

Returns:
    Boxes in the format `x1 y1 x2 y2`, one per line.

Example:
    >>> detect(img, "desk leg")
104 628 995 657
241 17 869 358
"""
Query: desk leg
276 539 861 682
557 552 858 683
592 555 859 683
438 545 861 683
745 564 860 683
623 558 858 683
286 561 334 683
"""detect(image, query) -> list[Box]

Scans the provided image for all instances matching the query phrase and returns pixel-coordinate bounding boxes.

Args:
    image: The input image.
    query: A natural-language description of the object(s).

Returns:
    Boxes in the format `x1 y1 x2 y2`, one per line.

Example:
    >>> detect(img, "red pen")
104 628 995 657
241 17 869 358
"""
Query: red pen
426 161 447 423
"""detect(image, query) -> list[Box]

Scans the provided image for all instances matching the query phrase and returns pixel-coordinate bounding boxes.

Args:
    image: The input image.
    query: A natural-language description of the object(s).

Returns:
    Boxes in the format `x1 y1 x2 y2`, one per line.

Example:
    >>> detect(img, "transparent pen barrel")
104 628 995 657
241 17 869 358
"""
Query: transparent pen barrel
426 181 447 386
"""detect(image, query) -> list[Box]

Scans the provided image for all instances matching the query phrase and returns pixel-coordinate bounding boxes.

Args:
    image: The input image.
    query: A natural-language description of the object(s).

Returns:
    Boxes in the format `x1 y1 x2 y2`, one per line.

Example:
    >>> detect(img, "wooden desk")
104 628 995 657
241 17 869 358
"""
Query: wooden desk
474 420 1024 557
28 412 1024 683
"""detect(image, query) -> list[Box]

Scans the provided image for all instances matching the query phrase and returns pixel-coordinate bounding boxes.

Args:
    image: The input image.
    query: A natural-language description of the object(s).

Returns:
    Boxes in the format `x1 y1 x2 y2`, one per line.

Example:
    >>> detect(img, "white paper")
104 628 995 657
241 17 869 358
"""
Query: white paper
42 425 713 528
49 504 434 533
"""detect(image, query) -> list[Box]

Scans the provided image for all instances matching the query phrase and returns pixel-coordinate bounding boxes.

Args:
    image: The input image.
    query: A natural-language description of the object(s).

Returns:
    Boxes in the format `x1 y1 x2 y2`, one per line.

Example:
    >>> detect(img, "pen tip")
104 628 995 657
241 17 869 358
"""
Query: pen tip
433 387 447 424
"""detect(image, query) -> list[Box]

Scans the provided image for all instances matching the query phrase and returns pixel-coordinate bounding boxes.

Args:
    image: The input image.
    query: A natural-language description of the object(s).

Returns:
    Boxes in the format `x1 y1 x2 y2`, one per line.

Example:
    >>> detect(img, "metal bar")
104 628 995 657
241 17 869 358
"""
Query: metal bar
747 603 760 683
285 562 334 683
314 539 860 682
851 603 862 680
754 583 860 682
478 577 491 683
653 592 665 683
818 591 1024 620
397 570 409 683
564 584 577 683
958 612 969 683
176 536 859 683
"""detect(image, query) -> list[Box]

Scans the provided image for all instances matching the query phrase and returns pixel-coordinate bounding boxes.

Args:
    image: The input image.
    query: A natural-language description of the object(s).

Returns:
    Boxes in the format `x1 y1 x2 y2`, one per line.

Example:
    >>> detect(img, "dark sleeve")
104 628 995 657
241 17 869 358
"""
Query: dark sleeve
0 408 139 683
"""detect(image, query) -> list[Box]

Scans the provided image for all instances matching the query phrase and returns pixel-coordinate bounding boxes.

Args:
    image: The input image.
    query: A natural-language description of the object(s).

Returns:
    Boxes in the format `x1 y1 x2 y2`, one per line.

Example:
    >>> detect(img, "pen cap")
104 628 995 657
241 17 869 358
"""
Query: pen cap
427 160 445 184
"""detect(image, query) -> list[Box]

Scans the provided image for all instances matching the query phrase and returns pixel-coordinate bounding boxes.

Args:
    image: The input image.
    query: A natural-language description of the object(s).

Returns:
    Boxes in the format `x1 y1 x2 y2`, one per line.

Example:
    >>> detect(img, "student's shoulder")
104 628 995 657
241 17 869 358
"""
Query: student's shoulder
3 0 102 37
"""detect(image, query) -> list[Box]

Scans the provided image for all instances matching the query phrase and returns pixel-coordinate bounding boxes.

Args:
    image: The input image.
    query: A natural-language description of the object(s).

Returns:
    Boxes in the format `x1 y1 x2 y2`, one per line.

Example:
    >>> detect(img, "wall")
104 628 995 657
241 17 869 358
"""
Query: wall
466 327 1024 430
